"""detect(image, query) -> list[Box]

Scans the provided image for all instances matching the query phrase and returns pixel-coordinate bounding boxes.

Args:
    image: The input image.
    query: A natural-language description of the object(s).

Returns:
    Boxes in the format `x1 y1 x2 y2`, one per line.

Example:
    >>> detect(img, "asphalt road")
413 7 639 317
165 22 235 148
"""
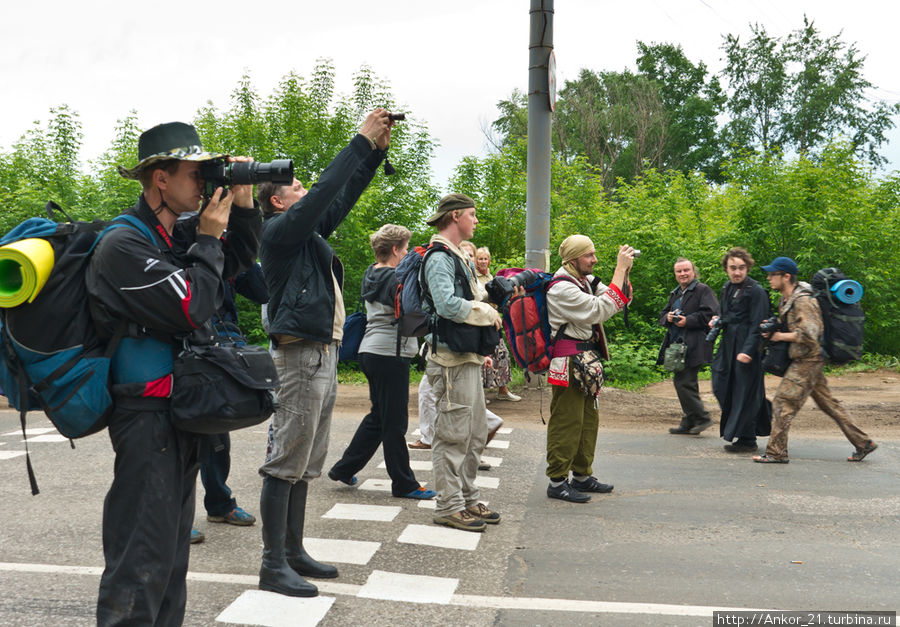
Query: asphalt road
0 403 897 626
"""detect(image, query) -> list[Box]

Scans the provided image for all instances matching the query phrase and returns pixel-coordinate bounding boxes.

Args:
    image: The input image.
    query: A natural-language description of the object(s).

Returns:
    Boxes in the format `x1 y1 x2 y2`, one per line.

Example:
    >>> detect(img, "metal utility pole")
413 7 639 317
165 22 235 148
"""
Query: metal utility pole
525 0 554 271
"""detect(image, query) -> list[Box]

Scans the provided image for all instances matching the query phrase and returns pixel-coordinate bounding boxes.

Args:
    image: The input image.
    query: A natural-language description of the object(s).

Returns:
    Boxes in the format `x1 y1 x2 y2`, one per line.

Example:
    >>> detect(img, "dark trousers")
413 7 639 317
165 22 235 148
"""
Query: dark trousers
673 364 710 426
200 433 237 516
97 402 198 626
329 352 419 496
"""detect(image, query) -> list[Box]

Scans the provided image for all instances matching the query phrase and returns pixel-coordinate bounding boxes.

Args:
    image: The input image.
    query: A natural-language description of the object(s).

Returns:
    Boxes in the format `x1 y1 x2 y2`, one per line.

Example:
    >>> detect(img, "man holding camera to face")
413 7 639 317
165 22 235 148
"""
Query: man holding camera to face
88 122 262 625
752 256 876 464
256 109 393 597
544 236 635 503
657 258 718 435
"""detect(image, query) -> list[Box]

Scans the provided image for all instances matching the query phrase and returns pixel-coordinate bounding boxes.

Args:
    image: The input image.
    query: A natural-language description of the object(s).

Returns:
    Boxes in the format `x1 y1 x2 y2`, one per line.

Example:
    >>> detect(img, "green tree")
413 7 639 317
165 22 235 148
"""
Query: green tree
636 42 726 181
191 61 440 314
721 17 900 166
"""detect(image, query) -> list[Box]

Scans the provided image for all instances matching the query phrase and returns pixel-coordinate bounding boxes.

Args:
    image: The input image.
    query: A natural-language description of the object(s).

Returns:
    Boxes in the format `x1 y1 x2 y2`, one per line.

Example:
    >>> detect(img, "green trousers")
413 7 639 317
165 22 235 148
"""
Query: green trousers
546 360 599 479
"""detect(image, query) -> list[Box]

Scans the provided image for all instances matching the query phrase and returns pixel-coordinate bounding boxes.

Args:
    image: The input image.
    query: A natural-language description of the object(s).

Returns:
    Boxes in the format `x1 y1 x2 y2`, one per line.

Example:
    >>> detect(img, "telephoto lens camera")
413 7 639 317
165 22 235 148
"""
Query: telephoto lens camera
759 316 782 335
199 158 294 198
706 317 726 343
485 270 537 307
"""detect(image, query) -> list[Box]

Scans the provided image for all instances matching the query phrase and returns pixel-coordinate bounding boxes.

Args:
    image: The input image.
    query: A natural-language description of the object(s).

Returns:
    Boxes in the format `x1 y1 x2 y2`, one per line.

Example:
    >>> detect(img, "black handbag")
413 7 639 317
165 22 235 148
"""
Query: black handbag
762 340 792 377
171 327 279 434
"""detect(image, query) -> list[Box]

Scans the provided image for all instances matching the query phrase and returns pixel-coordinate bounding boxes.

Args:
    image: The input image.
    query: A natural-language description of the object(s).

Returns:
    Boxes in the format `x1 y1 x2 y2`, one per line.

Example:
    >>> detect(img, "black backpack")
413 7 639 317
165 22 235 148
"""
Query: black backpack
810 267 865 364
0 203 154 494
419 243 499 356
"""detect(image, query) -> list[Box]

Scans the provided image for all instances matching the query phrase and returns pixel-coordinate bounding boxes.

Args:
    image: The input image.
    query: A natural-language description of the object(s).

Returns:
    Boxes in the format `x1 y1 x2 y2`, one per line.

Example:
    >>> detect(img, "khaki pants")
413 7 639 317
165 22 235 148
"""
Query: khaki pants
426 361 487 517
766 359 869 460
546 360 599 480
260 340 337 482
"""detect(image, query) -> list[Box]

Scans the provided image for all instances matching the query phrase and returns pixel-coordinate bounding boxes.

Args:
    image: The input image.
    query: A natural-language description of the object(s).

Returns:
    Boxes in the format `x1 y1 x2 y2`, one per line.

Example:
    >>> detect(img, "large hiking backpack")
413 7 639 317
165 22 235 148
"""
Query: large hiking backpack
810 267 865 364
397 242 499 356
495 268 576 374
394 244 434 340
0 203 154 493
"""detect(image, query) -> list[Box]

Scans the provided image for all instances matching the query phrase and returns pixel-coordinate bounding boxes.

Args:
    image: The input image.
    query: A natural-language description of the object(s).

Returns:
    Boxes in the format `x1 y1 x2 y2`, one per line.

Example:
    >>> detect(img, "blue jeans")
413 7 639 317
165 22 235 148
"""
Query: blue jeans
199 434 237 516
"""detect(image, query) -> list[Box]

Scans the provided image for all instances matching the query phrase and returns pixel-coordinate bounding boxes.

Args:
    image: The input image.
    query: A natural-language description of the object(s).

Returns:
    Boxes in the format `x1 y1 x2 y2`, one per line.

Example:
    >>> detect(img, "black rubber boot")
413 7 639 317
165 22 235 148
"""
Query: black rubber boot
669 415 694 434
258 475 318 597
286 480 339 579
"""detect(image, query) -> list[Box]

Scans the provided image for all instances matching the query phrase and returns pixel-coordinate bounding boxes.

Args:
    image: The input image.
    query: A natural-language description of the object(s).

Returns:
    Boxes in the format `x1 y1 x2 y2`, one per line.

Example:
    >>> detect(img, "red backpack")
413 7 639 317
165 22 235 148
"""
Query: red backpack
496 269 577 374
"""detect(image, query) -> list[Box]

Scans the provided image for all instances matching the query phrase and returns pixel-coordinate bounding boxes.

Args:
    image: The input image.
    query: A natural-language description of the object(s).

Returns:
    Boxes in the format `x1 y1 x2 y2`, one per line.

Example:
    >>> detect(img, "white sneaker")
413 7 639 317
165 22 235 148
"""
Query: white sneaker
497 391 521 402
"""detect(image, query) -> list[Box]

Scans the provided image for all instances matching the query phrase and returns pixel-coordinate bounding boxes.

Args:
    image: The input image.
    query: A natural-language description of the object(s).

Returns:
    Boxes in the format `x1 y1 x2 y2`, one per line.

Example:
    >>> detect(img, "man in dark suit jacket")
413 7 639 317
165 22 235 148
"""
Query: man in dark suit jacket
657 258 719 434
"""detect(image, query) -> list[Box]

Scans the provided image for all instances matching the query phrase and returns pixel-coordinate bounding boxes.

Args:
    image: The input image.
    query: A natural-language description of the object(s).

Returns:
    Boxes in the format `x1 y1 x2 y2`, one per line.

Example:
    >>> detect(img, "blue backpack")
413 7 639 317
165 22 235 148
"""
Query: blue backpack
0 203 154 493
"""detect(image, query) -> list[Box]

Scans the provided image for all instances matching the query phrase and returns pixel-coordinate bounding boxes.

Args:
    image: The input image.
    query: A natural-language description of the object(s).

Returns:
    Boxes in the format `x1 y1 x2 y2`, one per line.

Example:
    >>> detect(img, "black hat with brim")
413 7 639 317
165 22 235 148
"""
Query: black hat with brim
117 122 225 179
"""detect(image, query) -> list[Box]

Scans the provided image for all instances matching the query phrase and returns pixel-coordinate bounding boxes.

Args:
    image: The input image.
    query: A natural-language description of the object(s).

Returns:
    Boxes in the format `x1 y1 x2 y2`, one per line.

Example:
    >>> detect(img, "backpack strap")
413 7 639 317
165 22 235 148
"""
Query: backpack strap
420 242 473 355
0 314 40 495
91 214 156 253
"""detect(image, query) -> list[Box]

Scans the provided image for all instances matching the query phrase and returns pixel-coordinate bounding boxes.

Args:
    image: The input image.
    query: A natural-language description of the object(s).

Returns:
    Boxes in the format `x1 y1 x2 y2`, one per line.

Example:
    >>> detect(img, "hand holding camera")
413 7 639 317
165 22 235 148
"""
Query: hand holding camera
706 316 726 343
359 109 400 150
759 315 782 340
669 308 686 327
485 270 537 307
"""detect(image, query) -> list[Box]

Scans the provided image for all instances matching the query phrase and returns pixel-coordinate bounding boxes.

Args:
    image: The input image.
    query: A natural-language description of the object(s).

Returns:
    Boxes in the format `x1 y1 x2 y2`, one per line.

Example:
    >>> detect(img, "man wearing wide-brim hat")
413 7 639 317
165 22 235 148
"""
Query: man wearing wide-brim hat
87 121 262 625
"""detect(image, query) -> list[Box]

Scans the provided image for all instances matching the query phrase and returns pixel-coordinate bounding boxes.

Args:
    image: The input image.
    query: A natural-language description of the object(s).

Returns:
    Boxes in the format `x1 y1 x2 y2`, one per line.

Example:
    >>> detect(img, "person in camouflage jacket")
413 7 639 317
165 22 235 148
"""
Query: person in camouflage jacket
752 257 877 464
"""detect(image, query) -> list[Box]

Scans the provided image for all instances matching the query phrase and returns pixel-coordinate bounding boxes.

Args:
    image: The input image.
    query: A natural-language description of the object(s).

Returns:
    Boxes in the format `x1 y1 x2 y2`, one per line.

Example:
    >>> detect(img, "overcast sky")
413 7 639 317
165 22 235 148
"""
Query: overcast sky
3 1 899 189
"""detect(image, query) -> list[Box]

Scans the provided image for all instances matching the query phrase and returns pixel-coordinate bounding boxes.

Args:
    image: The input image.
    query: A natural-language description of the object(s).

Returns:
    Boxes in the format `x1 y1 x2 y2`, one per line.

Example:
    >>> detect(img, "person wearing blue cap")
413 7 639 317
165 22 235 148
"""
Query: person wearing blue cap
753 256 877 464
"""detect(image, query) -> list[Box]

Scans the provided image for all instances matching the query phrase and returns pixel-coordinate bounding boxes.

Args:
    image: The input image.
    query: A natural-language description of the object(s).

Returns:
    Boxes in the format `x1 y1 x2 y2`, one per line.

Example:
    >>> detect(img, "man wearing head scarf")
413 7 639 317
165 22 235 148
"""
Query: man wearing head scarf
544 235 636 502
87 122 261 624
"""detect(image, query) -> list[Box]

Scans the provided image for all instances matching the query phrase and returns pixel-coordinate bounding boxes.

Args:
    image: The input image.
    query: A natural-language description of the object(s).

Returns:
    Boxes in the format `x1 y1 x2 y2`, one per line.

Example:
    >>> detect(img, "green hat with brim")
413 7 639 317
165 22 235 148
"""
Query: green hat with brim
117 122 226 180
425 193 476 226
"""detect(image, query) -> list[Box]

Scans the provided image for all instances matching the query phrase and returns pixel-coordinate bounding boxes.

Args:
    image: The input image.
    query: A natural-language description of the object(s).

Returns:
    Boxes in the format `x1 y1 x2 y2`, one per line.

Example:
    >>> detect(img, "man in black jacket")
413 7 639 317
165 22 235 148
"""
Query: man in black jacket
709 247 772 453
256 109 392 597
87 122 261 625
657 258 718 435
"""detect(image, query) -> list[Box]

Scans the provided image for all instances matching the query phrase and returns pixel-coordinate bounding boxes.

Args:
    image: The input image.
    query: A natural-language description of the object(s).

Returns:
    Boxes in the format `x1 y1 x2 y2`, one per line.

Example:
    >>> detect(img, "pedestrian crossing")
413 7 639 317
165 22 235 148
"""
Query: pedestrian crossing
214 426 516 626
0 426 60 459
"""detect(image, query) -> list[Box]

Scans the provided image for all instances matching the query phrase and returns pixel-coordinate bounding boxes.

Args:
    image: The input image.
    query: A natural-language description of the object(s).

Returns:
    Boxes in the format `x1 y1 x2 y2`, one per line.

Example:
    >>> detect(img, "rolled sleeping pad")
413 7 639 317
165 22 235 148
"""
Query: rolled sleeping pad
0 238 56 308
830 279 863 305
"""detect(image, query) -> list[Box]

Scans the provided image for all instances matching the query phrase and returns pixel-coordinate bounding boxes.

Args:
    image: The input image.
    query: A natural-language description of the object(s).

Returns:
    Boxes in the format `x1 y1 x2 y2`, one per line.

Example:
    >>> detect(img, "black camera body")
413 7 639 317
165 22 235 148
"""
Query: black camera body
199 158 294 198
485 270 537 307
759 316 782 335
672 308 684 320
706 317 726 343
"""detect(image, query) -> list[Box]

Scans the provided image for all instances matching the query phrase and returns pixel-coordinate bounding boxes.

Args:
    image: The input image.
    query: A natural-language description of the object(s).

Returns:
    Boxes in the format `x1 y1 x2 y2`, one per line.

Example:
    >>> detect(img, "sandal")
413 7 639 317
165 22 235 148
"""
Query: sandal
753 455 789 464
848 441 878 462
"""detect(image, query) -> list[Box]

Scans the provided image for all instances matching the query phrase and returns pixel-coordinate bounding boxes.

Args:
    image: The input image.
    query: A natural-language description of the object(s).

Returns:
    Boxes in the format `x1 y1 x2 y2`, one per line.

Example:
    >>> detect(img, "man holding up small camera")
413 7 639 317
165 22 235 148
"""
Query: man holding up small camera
256 109 393 597
544 236 635 503
752 256 876 464
656 258 719 435
89 122 261 625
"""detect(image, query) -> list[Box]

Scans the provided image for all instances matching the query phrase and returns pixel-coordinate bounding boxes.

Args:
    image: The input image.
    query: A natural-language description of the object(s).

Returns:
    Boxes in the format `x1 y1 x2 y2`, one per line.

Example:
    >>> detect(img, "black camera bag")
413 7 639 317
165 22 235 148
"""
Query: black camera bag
171 332 278 434
762 340 791 376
